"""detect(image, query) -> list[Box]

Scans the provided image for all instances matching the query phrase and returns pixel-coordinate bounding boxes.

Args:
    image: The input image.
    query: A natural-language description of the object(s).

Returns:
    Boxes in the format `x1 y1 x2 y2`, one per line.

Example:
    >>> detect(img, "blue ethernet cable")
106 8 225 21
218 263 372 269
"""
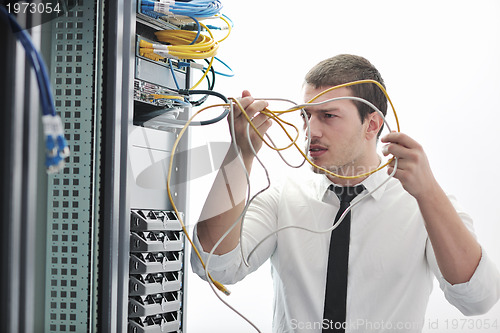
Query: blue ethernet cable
165 16 200 90
141 0 222 18
1 5 69 173
221 13 233 27
0 5 54 116
203 56 234 77
167 59 181 90
188 15 200 45
205 13 233 30
167 0 222 18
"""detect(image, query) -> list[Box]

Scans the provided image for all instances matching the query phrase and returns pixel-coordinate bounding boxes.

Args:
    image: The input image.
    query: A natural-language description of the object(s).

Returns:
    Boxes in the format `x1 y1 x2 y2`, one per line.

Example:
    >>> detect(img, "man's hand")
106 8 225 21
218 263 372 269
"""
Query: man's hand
197 91 273 254
382 132 482 285
230 90 272 162
381 132 438 200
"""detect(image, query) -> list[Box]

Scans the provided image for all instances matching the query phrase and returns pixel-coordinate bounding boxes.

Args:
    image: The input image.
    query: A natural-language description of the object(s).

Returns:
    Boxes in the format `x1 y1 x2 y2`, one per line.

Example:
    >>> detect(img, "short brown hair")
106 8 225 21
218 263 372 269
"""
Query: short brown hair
305 54 387 136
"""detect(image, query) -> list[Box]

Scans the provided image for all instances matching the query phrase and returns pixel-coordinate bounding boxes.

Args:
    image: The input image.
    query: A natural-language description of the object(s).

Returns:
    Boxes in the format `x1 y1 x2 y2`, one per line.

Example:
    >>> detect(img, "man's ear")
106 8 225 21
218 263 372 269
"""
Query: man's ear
365 112 384 141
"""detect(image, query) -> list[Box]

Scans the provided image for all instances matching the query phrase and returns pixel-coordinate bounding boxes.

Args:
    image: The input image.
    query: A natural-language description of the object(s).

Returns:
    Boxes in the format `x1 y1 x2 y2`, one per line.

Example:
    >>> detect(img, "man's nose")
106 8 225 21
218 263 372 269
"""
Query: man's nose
306 115 322 140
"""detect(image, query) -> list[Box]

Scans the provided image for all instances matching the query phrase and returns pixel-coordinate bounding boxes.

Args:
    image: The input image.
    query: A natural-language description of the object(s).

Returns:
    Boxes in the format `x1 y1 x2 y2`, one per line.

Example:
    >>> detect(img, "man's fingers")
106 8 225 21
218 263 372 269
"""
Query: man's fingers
252 118 273 136
239 100 269 121
383 142 413 160
388 157 412 171
381 132 420 149
233 96 253 116
251 113 271 128
233 95 268 122
242 90 251 98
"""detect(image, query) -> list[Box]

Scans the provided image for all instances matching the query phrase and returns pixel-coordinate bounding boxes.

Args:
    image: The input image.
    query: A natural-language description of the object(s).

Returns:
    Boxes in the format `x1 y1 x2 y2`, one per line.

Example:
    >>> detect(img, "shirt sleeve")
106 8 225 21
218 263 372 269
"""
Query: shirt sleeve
190 182 282 285
426 195 500 315
439 249 500 315
190 224 249 284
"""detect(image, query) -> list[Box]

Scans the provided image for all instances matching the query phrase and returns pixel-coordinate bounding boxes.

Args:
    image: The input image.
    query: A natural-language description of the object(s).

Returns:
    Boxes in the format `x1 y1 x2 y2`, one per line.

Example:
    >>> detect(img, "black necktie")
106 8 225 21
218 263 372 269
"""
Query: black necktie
323 184 365 332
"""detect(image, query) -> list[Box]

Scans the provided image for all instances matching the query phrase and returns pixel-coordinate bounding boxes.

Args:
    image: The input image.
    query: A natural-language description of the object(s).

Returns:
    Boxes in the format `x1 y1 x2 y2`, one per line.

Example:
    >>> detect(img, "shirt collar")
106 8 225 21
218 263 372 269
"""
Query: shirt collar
318 162 391 202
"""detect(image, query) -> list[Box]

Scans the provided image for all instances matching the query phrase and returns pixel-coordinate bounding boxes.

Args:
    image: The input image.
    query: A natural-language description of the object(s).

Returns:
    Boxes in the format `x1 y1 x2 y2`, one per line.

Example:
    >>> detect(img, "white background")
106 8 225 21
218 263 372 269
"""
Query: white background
185 0 500 332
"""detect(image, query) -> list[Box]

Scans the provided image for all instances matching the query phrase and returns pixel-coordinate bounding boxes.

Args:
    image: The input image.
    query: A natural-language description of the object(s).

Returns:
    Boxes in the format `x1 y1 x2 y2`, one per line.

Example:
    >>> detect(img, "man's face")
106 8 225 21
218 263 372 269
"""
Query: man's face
302 84 371 177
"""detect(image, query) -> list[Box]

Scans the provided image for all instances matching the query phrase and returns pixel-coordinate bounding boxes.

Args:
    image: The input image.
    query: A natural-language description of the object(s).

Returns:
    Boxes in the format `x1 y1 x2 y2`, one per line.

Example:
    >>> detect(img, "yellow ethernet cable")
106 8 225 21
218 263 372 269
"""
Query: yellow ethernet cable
166 104 232 296
166 80 400 297
152 15 232 89
230 79 400 180
165 81 400 332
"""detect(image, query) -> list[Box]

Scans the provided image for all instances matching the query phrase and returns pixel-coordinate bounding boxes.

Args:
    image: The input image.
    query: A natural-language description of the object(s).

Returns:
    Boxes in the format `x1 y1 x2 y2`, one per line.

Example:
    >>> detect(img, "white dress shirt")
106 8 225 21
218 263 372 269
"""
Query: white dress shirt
191 167 500 332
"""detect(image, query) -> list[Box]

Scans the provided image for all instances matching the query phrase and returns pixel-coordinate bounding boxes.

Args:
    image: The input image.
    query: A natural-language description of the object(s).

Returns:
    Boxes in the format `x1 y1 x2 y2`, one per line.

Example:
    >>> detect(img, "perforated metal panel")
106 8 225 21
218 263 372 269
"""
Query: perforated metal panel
44 1 98 332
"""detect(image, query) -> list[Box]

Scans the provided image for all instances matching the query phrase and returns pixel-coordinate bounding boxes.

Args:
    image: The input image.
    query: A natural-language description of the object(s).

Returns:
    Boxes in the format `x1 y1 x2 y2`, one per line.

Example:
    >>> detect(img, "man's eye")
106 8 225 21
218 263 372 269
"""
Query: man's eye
325 114 336 118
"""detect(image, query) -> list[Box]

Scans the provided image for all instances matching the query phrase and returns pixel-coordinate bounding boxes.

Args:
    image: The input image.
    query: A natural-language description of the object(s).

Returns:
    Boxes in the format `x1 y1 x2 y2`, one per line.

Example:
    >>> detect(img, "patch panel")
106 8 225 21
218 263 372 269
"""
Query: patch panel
128 291 182 317
129 272 183 296
128 210 185 332
131 209 182 231
128 311 181 333
130 231 184 252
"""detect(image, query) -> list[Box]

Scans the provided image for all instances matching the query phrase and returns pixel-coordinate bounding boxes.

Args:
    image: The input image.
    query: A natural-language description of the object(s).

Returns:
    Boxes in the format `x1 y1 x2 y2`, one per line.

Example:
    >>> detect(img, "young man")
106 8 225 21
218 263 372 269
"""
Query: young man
191 54 500 332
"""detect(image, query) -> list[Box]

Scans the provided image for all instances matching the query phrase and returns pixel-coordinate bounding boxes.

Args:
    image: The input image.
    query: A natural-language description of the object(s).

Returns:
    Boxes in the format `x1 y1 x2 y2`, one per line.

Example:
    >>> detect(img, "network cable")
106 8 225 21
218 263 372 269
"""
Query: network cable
167 58 181 90
187 15 201 45
231 94 397 267
0 5 69 173
254 98 310 169
230 80 400 180
166 80 401 332
166 16 199 90
168 81 400 266
140 14 231 89
156 88 229 125
189 58 216 106
165 101 268 332
205 13 233 30
242 93 398 261
167 80 399 332
202 56 233 77
214 95 398 332
141 0 223 18
165 59 220 108
203 101 270 333
166 103 233 297
144 17 228 59
245 159 399 264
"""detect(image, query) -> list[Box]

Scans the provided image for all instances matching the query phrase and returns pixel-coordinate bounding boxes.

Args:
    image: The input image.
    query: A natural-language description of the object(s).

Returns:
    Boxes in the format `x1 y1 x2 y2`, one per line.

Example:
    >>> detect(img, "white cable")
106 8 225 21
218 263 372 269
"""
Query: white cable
239 121 272 267
290 96 393 133
200 94 397 333
203 101 250 281
251 96 390 171
203 102 262 333
246 159 398 262
255 98 311 169
265 113 311 168
207 95 394 267
244 96 395 262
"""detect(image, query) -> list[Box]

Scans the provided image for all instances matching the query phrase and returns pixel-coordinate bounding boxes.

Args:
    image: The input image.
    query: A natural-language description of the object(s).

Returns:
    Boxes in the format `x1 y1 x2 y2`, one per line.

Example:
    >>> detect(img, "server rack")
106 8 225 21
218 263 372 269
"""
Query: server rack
0 0 190 332
127 6 192 332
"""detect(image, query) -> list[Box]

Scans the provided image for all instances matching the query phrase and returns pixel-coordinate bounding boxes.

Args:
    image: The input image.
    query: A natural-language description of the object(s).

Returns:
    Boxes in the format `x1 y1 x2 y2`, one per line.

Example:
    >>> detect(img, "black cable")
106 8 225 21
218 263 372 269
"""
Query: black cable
180 89 228 104
177 88 229 125
207 58 216 90
190 58 216 107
